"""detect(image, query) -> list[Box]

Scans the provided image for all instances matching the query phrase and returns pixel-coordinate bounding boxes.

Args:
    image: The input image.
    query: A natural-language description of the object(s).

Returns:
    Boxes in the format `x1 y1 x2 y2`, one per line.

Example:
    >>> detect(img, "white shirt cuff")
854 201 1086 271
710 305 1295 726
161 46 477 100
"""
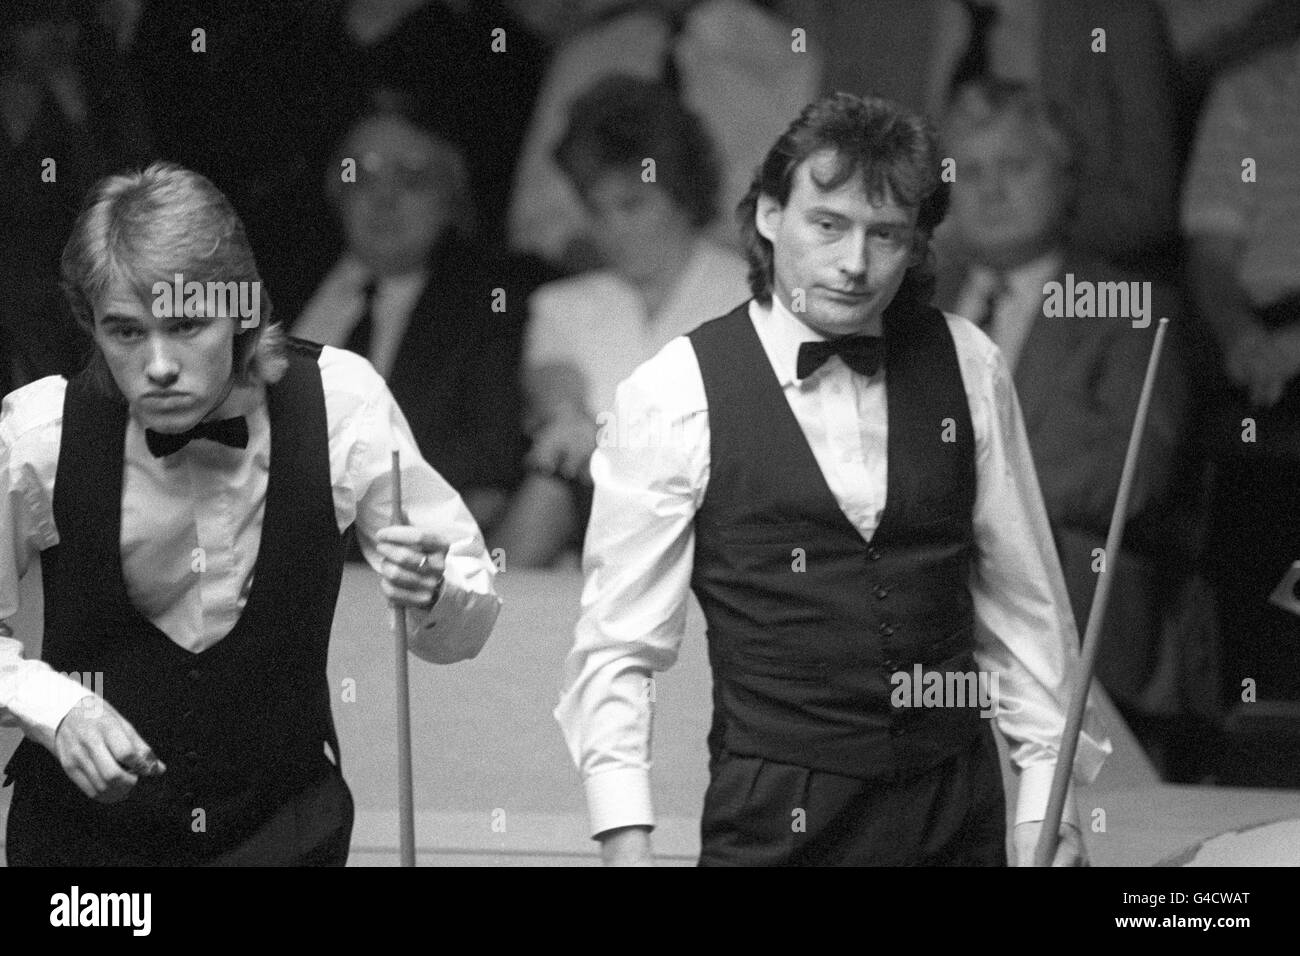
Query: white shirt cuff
584 767 655 839
7 670 98 752
405 576 501 664
1015 763 1083 829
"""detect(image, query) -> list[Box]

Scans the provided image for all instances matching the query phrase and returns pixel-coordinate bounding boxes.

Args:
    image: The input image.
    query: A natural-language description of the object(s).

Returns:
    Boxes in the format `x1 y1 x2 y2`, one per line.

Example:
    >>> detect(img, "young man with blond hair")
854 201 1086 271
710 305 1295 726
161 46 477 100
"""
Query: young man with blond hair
0 162 500 865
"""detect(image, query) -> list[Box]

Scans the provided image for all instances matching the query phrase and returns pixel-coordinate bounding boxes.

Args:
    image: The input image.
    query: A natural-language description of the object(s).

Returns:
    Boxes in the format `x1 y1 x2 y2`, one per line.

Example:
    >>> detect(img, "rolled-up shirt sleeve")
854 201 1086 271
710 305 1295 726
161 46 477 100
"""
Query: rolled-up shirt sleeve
961 323 1112 826
346 359 502 665
553 338 708 838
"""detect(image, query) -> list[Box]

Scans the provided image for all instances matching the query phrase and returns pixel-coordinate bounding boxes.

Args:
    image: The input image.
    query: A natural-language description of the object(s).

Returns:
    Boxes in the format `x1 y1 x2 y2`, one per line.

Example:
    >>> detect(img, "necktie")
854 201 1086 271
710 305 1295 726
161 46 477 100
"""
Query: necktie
976 271 1008 338
145 416 249 458
796 336 885 380
661 8 687 98
344 279 378 359
950 0 999 98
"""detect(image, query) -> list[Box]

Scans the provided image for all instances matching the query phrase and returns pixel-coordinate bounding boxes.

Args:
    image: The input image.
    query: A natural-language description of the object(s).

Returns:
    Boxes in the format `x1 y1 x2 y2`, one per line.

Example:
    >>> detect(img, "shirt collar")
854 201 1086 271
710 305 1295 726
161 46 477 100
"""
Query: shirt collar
212 379 266 420
971 248 1063 302
330 254 369 291
331 253 429 303
749 294 833 387
373 267 429 306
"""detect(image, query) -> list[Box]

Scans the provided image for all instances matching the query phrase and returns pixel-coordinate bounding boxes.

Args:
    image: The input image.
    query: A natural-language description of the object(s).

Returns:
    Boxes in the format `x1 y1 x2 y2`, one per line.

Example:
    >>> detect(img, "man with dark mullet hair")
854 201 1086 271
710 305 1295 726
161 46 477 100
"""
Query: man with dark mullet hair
0 162 501 865
557 92 1110 866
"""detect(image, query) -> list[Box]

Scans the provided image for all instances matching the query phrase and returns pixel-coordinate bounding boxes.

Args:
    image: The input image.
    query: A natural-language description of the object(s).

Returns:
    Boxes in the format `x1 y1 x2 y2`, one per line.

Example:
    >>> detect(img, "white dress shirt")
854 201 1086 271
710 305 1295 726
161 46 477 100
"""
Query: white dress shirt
524 238 750 418
293 255 429 379
0 345 501 752
555 295 1110 838
507 0 820 259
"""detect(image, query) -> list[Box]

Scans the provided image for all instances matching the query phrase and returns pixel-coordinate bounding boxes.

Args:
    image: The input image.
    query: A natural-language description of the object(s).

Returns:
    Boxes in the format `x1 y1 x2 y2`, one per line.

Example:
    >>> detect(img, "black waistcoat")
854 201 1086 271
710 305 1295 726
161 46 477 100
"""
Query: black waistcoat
688 300 983 781
4 338 347 864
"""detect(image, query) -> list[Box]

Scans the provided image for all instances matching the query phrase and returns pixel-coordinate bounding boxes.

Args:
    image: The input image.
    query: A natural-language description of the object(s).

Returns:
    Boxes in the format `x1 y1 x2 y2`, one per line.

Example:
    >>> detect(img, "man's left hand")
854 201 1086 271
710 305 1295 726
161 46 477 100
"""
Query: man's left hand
375 526 448 610
526 407 597 483
1012 820 1088 867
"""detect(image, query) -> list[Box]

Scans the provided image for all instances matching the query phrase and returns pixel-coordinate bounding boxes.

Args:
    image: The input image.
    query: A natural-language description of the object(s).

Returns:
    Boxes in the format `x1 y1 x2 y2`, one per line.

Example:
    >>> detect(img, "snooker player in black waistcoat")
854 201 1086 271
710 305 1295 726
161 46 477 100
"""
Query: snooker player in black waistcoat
0 162 501 866
556 93 1111 866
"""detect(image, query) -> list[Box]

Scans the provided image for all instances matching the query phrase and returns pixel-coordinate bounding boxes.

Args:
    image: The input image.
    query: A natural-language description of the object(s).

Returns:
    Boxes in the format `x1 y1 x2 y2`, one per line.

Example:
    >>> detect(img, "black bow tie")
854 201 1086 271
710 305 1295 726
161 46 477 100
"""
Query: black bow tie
796 335 885 380
145 416 249 458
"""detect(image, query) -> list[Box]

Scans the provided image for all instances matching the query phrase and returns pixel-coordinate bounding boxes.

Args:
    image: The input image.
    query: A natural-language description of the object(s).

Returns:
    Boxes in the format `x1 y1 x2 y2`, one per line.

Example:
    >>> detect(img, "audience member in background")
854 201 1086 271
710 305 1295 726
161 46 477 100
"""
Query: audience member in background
1 0 154 395
1167 0 1300 117
508 0 819 268
316 0 548 249
504 0 621 46
1182 37 1300 740
933 80 1194 737
294 95 553 539
130 0 547 317
776 0 1179 272
496 76 750 567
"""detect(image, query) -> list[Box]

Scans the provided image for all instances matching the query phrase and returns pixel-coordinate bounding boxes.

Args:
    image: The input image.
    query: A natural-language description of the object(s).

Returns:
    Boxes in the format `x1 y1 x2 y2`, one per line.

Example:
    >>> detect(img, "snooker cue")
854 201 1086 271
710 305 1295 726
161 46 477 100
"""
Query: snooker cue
390 450 417 867
1032 317 1170 867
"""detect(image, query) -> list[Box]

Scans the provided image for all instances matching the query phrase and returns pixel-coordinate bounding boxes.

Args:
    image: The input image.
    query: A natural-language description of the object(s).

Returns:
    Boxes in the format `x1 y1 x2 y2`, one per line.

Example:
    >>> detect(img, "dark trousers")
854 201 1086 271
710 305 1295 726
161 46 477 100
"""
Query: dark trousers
6 764 354 867
699 724 1006 866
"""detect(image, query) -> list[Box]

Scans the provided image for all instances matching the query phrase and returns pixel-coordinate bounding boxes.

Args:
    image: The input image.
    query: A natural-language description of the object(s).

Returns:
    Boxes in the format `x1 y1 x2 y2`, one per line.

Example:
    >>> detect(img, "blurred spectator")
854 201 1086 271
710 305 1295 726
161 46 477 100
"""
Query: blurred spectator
293 95 554 538
933 80 1195 738
1182 37 1300 720
1162 0 1300 167
319 0 547 246
504 0 624 46
508 0 820 268
1 0 154 395
496 76 750 566
777 0 1179 272
129 0 547 319
1163 0 1300 94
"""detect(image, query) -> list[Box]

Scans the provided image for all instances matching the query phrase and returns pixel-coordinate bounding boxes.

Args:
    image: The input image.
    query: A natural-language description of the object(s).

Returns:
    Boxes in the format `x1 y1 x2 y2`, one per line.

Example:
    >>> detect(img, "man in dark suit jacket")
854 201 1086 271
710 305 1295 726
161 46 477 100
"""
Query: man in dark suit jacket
294 96 555 537
934 78 1194 714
